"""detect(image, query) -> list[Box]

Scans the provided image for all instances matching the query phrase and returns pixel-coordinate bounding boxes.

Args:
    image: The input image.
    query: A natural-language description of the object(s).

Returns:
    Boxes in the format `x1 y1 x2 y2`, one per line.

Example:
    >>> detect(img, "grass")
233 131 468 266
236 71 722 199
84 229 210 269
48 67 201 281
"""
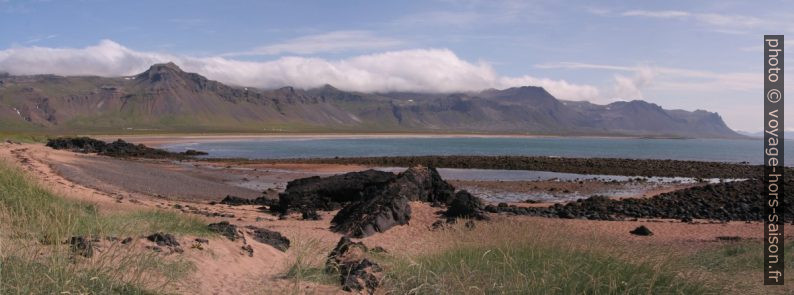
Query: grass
384 244 711 294
369 219 721 295
282 238 339 292
0 160 211 242
0 160 210 294
688 240 794 274
680 239 794 293
0 132 50 143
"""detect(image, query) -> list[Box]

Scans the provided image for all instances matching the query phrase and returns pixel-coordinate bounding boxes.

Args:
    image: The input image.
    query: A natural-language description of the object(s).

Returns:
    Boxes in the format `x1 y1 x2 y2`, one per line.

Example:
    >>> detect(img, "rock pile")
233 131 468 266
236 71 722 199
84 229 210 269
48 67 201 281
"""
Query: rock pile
219 195 278 207
274 166 460 237
46 137 207 159
325 237 383 294
484 179 793 222
284 155 765 179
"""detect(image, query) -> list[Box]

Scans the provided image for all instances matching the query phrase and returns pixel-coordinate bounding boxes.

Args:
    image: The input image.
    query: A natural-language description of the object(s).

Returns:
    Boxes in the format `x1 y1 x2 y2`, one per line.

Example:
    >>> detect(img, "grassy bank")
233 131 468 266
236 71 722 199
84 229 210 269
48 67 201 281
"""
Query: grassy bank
0 160 210 294
383 219 794 295
374 220 711 294
384 243 709 294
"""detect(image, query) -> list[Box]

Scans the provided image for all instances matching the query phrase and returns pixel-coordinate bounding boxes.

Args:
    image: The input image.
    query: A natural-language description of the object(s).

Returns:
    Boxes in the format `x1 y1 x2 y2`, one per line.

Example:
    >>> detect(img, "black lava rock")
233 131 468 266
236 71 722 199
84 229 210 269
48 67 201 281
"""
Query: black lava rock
330 186 411 238
146 232 180 247
629 225 653 236
46 137 207 159
208 221 241 241
245 226 290 251
444 190 488 220
326 237 382 294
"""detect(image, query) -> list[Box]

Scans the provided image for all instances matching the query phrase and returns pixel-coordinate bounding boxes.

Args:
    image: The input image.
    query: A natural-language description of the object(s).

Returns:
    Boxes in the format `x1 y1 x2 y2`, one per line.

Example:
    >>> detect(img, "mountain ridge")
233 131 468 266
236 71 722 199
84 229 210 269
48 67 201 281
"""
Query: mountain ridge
0 63 743 138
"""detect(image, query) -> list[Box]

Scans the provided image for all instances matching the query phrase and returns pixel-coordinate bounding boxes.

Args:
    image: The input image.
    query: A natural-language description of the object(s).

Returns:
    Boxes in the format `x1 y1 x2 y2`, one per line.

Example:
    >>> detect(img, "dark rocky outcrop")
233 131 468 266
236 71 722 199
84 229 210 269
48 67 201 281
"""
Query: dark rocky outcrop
444 190 488 221
46 137 206 159
630 226 653 236
330 186 412 238
290 155 764 179
275 166 454 215
275 169 397 214
48 137 106 153
386 166 456 203
484 178 793 222
244 226 290 251
146 232 180 247
274 166 458 237
208 221 242 241
219 195 278 207
326 237 383 294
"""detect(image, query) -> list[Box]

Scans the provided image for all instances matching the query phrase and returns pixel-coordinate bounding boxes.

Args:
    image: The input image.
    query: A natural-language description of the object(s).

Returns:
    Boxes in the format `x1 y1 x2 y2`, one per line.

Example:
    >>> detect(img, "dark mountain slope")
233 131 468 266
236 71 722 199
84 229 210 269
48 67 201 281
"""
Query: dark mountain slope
0 63 742 138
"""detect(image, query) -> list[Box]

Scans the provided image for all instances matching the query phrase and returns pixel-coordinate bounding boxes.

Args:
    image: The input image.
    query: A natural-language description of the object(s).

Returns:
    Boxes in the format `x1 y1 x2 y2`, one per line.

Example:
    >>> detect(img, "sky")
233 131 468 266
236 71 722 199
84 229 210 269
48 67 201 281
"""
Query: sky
0 0 792 132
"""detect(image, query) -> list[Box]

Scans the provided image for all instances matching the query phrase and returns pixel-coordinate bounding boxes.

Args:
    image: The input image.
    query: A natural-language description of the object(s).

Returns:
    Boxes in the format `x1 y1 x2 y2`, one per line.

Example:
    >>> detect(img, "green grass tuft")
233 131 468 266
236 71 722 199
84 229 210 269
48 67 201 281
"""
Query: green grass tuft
383 243 714 294
0 160 209 293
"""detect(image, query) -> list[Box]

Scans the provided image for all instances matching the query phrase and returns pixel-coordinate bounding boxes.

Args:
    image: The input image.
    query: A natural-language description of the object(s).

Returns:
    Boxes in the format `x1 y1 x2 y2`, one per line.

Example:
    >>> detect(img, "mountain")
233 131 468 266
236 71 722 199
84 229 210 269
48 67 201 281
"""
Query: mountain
0 63 743 138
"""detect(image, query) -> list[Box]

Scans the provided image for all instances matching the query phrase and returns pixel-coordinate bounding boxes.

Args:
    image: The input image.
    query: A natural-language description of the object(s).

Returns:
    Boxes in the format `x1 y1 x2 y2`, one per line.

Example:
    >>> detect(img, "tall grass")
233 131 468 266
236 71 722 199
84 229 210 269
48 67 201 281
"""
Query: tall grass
0 160 211 242
0 160 208 293
680 239 794 294
383 243 711 294
378 219 718 295
282 238 339 293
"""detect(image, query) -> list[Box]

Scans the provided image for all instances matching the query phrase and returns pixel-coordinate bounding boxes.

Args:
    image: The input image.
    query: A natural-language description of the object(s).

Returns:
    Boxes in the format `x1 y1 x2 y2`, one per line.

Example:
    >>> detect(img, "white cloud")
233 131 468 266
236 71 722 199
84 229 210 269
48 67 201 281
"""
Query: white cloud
25 34 57 44
536 61 757 98
223 31 403 56
392 0 543 27
621 10 770 33
622 10 690 18
0 40 599 100
612 67 654 100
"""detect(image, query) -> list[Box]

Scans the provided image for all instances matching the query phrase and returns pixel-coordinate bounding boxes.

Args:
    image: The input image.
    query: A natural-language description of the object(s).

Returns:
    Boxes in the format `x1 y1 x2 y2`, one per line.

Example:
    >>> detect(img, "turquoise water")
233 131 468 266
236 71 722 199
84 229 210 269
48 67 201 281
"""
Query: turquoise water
163 136 789 165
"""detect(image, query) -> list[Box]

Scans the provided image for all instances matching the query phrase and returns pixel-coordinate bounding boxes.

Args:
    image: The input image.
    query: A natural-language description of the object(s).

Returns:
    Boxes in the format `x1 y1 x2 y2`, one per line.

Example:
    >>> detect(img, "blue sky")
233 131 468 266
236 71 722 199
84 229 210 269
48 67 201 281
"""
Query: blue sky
1 0 792 132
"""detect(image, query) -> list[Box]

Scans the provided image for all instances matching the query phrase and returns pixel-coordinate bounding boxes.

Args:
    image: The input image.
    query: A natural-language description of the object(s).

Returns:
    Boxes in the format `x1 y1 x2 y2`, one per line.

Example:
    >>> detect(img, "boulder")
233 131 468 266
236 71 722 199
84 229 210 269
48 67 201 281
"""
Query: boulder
208 221 241 241
275 169 397 214
330 186 412 238
146 232 180 247
326 237 382 294
629 225 653 236
444 190 489 220
387 166 455 203
245 226 290 251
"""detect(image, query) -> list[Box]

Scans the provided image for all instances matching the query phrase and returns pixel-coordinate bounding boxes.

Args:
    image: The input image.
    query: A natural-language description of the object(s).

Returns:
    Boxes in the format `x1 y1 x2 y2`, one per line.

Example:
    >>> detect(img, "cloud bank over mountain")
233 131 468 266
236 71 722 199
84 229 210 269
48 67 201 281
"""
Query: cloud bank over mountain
0 40 599 100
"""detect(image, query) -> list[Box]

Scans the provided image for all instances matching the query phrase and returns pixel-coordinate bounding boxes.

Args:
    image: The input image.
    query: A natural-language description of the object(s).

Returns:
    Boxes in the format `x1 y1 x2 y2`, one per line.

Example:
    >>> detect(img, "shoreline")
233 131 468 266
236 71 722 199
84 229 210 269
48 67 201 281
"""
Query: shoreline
94 132 718 147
